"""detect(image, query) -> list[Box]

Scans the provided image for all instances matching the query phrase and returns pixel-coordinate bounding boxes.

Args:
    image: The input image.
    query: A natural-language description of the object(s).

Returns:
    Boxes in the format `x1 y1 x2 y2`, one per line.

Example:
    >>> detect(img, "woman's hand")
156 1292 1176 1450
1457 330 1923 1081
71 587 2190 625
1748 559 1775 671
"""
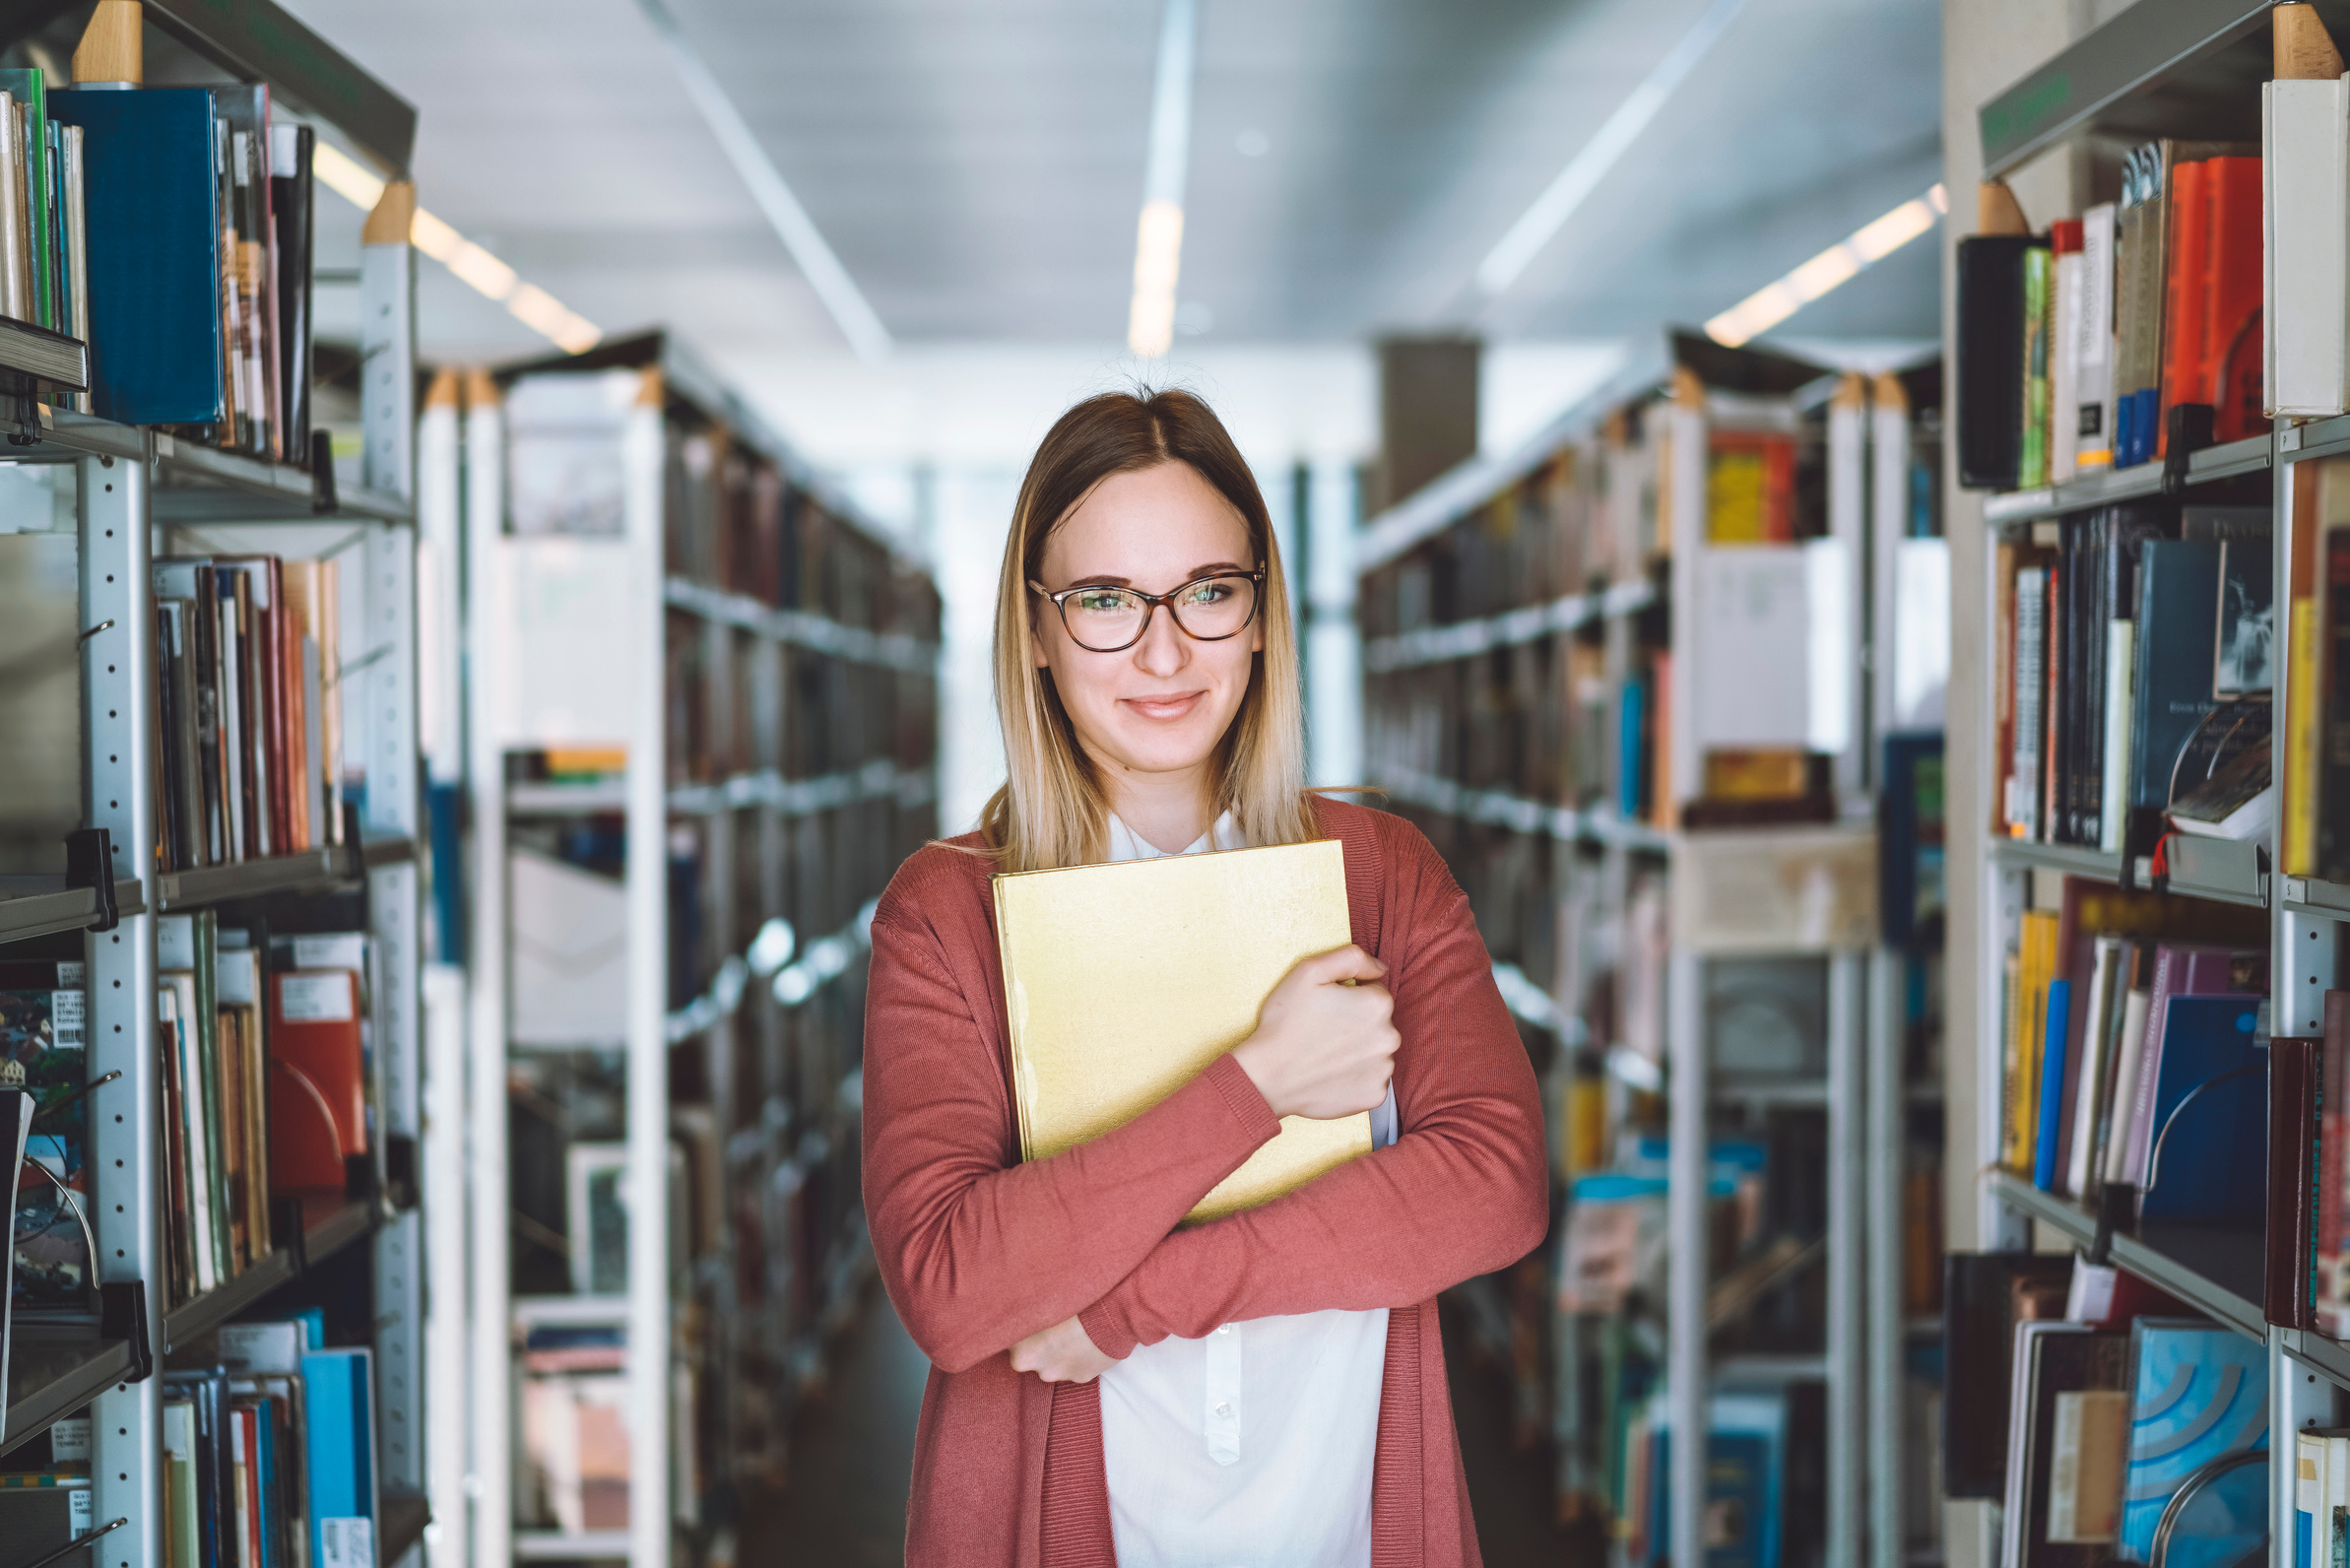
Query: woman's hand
1231 944 1400 1121
1010 1315 1117 1383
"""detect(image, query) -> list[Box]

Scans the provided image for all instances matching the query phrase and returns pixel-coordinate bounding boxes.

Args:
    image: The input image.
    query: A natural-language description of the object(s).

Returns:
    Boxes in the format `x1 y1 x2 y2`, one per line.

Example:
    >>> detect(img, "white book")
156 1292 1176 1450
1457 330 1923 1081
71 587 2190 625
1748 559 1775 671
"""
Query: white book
2064 936 2127 1198
2099 620 2133 853
2051 242 2082 483
2266 78 2350 417
2099 982 2150 1186
2010 566 2047 838
2076 204 2117 469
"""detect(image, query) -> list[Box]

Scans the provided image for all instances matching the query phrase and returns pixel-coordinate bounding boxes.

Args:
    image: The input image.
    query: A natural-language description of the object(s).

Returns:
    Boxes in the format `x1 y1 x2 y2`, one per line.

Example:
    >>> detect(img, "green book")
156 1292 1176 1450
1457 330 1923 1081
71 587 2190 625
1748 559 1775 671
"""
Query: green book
2021 244 2052 490
0 70 52 331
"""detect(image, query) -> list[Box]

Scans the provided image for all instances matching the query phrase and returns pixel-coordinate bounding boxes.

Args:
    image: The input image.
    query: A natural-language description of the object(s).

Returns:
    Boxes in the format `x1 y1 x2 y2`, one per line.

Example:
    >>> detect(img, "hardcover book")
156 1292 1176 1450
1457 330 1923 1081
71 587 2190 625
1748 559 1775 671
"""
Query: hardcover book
992 838 1370 1225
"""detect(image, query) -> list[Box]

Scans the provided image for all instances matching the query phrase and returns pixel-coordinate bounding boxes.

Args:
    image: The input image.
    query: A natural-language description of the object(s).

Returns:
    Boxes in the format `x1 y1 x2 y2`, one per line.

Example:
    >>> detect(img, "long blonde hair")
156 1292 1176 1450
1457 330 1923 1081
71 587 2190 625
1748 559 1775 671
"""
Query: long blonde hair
979 388 1316 871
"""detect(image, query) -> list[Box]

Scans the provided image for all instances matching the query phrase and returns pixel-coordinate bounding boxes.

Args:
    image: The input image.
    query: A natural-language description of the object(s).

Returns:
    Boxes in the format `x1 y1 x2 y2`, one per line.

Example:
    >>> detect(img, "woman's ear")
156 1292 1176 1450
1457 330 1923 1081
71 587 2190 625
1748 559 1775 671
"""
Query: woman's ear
1031 617 1052 670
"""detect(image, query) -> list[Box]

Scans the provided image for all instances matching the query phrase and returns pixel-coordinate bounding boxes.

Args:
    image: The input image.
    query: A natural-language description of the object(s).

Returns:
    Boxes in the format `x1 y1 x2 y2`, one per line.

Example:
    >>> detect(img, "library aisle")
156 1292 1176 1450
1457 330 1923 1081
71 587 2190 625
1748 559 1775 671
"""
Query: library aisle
14 0 2349 1566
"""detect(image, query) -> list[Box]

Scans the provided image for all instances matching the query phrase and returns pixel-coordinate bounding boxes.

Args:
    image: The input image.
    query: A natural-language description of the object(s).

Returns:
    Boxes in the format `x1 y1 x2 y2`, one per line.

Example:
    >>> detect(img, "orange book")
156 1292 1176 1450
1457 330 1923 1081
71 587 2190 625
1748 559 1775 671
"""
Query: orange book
2201 157 2265 440
2156 160 2210 456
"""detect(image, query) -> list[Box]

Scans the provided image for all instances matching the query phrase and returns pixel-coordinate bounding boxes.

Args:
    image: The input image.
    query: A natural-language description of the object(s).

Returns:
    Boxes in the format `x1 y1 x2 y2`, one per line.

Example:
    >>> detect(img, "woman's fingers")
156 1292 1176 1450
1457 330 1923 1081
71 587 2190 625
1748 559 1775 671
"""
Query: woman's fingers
1297 944 1388 987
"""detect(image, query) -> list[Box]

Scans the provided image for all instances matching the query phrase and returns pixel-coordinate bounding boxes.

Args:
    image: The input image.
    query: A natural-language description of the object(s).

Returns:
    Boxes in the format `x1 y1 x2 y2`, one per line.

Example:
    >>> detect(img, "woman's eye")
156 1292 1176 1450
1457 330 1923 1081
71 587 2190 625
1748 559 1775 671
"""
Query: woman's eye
1185 582 1229 605
1074 591 1133 615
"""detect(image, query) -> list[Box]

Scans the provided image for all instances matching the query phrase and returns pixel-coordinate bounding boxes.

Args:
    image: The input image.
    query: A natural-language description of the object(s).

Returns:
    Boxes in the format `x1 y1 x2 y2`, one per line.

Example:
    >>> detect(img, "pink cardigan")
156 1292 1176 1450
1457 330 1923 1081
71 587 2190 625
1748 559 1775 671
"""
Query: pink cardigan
861 797 1549 1567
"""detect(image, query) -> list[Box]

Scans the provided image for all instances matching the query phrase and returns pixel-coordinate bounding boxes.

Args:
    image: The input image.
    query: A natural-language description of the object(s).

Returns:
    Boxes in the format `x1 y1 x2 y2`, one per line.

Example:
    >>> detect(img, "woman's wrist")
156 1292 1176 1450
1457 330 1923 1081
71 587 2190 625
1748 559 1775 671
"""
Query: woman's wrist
1230 1036 1288 1120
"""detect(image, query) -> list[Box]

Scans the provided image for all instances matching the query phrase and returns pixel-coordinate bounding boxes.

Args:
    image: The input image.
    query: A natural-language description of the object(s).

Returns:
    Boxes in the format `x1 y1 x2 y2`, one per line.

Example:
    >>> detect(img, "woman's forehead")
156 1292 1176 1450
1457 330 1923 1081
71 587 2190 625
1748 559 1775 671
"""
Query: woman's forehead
1044 464 1251 571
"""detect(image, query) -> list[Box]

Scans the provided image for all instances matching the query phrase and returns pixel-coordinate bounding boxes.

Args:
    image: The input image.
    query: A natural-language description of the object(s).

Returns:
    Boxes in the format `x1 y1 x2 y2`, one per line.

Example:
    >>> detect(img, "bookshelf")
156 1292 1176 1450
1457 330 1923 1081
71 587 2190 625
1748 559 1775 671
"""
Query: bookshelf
1956 8 2350 1568
458 331 940 1567
1355 336 1945 1568
0 2 431 1563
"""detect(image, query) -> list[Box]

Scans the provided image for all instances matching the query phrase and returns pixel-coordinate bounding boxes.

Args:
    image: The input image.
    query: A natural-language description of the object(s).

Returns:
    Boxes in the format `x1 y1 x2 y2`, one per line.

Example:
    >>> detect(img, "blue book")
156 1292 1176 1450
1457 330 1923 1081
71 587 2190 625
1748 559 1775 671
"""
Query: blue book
1619 678 1646 820
48 88 225 425
301 1345 377 1568
2129 542 2223 813
1648 1393 1788 1568
2138 995 2268 1222
2122 1319 2268 1565
2033 979 2072 1191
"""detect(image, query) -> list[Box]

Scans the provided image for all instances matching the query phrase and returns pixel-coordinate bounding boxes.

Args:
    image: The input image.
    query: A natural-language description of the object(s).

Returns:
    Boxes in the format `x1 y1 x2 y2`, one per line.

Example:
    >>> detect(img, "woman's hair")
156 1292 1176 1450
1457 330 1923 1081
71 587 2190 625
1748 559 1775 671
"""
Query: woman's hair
978 387 1315 871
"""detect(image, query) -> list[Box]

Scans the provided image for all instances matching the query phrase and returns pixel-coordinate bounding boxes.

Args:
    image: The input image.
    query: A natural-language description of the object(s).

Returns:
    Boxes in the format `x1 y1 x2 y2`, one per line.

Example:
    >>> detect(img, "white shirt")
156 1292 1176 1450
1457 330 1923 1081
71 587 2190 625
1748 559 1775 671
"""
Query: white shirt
1098 812 1389 1568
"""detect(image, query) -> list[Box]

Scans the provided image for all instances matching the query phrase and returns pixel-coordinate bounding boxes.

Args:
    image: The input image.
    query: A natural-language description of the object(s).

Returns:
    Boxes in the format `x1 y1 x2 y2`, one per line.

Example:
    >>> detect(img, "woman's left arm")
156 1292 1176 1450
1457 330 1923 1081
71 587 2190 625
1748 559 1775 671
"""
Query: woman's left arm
1072 825 1548 1359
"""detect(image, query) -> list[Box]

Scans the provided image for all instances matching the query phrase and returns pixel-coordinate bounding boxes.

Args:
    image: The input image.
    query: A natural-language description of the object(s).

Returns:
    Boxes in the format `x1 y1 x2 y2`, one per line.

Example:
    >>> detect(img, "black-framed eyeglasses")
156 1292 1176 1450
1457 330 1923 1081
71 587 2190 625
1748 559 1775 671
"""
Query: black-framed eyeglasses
1029 568 1267 653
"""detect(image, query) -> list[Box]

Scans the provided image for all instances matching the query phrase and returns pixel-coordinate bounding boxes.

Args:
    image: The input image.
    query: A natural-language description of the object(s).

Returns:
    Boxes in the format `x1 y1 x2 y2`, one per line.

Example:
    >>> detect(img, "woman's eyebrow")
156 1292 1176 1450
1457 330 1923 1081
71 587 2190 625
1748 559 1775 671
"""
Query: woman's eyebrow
1058 561 1250 589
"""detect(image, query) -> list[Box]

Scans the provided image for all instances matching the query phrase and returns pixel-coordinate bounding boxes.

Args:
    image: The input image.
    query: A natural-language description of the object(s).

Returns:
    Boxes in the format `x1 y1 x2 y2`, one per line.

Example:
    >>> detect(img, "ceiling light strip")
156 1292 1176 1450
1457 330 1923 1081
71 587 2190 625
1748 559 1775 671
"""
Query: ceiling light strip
1704 183 1946 349
312 143 603 354
1474 0 1749 300
635 0 893 362
1128 0 1200 359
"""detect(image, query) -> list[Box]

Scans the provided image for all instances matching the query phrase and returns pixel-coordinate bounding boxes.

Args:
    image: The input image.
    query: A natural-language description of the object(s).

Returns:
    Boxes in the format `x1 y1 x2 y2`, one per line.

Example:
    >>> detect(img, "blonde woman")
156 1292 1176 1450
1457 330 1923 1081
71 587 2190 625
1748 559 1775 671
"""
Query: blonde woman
863 388 1546 1567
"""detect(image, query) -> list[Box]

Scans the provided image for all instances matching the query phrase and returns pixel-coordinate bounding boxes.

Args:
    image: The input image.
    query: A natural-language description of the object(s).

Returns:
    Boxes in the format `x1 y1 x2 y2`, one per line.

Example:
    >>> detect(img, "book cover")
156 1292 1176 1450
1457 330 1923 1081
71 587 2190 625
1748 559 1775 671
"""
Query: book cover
2215 537 2276 698
269 967 364 1175
48 88 225 425
1956 234 2037 489
2076 204 2117 468
2034 978 2074 1191
2139 995 2269 1222
2013 1327 2132 1568
2122 943 2265 1190
2120 1319 2269 1561
2051 220 2083 484
300 1345 376 1568
992 839 1370 1224
2159 160 2211 446
2203 157 2265 441
2130 541 2224 813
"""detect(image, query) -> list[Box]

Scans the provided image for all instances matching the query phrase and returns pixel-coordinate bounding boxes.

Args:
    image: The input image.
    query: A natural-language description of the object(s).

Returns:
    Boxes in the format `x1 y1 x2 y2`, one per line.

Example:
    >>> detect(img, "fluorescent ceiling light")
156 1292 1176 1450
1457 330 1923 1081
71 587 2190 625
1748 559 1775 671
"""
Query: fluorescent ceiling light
1474 0 1748 299
312 142 603 355
1128 0 1199 359
637 0 892 362
1705 184 1945 349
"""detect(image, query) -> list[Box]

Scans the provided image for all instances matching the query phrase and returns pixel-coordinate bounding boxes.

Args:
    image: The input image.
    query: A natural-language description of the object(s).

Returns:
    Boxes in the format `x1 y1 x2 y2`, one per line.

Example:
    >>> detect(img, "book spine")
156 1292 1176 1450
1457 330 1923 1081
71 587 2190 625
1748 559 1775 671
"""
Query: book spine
2078 204 2117 468
2159 160 2211 453
2100 619 2134 852
1993 541 2018 833
2288 472 2325 874
2035 978 2073 1190
2269 1035 2318 1328
2324 524 2350 880
2264 80 2350 418
2021 246 2052 489
2052 243 2082 483
2324 993 2348 1309
2011 565 2046 837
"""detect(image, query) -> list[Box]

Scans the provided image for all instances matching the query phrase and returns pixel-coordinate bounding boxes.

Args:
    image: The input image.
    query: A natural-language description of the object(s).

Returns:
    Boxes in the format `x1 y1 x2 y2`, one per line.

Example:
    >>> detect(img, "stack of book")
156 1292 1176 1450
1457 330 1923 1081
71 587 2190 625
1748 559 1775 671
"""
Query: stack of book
153 913 369 1308
51 69 315 458
0 67 90 396
151 555 345 873
1991 505 2272 853
1946 1255 2267 1568
1995 877 2266 1216
1958 151 2264 490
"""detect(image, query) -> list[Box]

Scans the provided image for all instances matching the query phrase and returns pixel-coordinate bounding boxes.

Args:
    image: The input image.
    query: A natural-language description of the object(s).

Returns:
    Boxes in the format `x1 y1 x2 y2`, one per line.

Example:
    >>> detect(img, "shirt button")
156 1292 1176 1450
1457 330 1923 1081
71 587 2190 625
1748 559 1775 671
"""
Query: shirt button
1214 1402 1232 1418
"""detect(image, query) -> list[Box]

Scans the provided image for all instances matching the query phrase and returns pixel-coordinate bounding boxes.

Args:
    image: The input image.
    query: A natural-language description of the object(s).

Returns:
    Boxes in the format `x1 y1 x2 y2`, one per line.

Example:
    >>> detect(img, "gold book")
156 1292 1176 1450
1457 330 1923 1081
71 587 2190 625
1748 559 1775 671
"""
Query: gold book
993 838 1371 1224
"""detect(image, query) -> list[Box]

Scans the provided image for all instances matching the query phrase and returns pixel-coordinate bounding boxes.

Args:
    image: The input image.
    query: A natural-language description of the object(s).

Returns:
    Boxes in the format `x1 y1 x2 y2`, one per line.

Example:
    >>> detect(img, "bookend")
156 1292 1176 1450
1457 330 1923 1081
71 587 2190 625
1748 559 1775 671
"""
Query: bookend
309 428 337 512
270 1196 307 1277
98 1277 151 1384
385 1133 417 1211
62 827 116 931
2087 1182 2138 1265
2160 403 2215 495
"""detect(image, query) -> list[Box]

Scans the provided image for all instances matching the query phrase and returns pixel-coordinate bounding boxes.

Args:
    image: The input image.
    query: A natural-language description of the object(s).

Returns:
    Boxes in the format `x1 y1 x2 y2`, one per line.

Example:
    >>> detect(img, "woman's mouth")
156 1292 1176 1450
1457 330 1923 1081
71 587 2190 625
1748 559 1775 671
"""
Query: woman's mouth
1120 690 1206 722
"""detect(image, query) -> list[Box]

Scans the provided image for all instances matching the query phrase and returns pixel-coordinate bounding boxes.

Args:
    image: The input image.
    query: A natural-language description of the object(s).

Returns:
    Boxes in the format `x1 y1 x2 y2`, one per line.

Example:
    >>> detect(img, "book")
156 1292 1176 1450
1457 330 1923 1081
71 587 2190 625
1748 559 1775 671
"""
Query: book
2022 243 2054 489
2050 220 2082 484
268 966 364 1193
2266 26 2350 417
2009 560 2051 837
2158 160 2210 449
2075 204 2117 469
269 123 314 466
300 1345 376 1568
2138 995 2269 1222
0 1475 96 1568
2202 156 2265 442
2272 1034 2321 1330
2129 542 2223 817
2286 468 2327 875
2005 1325 2130 1568
2032 978 2073 1191
2120 1320 2269 1561
2323 523 2350 881
2120 943 2266 1189
1957 223 2040 490
160 912 231 1295
992 839 1370 1224
48 88 225 425
0 958 87 1308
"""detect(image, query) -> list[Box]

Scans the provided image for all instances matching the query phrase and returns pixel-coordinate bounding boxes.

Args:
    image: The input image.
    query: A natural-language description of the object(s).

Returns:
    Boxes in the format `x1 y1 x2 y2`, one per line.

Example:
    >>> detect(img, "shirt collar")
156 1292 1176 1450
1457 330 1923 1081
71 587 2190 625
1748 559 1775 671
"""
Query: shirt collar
1105 811 1244 864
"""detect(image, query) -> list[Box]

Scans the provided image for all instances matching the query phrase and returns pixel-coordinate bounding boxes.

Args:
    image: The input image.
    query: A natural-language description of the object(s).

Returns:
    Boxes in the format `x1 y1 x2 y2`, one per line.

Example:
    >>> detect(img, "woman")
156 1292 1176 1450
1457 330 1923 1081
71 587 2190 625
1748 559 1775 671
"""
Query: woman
863 387 1546 1567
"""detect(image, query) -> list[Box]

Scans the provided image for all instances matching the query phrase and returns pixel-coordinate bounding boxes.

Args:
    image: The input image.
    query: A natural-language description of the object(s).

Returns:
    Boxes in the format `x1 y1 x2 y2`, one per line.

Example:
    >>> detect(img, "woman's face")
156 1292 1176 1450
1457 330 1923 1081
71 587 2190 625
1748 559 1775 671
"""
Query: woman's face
1030 460 1264 793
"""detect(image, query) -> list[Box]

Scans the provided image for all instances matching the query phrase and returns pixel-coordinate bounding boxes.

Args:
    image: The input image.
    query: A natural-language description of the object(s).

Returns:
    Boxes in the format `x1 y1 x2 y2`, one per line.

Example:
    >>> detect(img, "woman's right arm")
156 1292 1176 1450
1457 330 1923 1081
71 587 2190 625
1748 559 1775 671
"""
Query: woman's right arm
861 906 1284 1374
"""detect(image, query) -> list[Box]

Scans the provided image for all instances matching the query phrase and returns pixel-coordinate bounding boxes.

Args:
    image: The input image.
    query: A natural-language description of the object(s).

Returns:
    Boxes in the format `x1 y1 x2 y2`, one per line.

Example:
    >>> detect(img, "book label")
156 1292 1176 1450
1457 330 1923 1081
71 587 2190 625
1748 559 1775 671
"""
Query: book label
2048 1389 2128 1540
320 1517 374 1568
48 1416 90 1462
279 973 354 1022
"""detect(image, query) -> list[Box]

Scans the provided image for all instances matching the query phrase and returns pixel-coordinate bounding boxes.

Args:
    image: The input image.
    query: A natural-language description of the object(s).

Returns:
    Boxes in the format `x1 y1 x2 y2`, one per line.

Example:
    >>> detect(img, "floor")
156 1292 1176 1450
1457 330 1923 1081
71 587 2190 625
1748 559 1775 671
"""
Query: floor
739 1282 1603 1567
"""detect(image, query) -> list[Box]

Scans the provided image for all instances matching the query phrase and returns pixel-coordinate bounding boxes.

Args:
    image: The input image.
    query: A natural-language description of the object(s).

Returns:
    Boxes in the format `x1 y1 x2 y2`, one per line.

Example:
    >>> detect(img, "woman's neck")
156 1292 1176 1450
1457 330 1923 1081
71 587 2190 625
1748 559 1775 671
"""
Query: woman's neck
1104 766 1215 856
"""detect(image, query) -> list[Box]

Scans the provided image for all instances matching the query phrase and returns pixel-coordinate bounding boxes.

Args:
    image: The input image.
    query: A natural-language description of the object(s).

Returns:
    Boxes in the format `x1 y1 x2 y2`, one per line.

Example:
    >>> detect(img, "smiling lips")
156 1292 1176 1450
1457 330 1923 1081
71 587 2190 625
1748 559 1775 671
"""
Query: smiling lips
1121 690 1207 722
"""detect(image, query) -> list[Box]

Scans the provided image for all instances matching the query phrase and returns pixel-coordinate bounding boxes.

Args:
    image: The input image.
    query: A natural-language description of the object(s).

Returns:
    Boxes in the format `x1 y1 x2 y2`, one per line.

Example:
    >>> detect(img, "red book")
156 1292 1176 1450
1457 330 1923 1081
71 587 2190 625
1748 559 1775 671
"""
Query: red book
2202 157 2265 441
2157 160 2210 457
267 967 365 1183
2325 993 2350 1313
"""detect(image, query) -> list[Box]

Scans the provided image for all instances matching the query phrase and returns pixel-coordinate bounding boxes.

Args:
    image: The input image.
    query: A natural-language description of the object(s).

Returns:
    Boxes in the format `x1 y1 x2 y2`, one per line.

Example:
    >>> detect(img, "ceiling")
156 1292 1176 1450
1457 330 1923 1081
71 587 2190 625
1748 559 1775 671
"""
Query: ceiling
271 0 1939 384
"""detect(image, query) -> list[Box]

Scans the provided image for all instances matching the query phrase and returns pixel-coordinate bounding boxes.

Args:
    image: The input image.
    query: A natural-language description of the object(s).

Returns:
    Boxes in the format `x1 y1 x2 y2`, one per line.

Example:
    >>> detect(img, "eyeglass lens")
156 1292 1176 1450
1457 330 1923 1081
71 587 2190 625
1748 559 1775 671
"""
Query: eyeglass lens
1062 575 1258 651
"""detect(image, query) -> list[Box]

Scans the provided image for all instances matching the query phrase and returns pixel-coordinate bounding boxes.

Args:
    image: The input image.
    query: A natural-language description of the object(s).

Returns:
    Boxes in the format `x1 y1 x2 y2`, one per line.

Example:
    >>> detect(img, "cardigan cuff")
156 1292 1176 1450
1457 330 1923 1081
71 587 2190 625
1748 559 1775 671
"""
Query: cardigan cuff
1077 1297 1138 1362
1204 1051 1284 1143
